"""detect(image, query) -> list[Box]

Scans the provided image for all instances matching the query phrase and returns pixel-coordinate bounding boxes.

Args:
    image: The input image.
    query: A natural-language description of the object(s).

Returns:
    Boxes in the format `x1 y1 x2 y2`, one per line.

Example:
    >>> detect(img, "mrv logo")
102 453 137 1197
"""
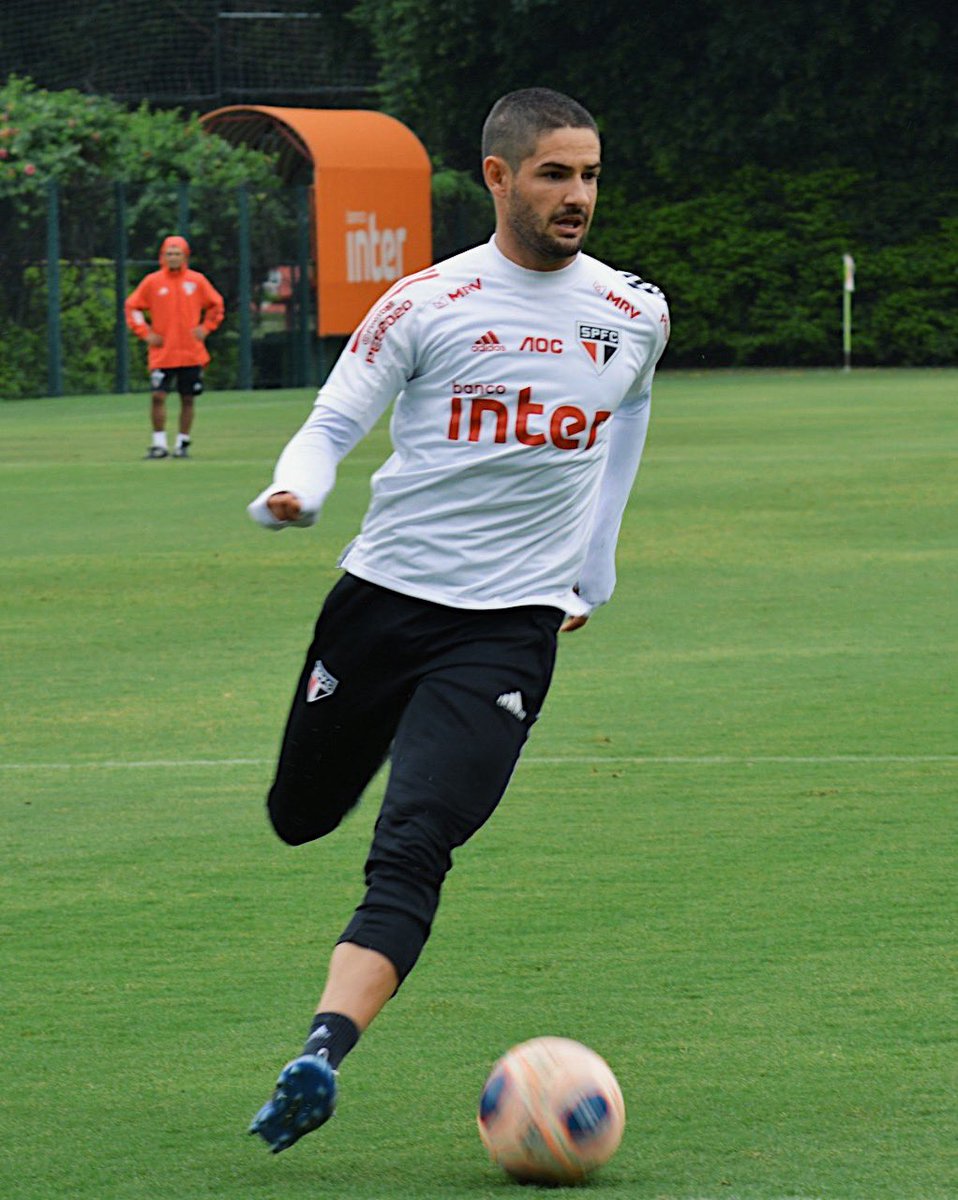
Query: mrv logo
345 212 408 283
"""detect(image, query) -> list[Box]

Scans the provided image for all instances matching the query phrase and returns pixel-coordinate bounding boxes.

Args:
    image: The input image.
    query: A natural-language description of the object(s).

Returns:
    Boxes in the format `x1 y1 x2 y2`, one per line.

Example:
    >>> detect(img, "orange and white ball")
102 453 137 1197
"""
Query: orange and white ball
477 1036 626 1185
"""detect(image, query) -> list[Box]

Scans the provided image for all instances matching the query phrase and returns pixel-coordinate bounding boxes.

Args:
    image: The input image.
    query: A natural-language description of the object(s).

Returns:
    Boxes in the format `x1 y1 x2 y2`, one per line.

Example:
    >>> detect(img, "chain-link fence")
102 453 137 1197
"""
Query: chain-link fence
0 178 354 399
1 161 499 399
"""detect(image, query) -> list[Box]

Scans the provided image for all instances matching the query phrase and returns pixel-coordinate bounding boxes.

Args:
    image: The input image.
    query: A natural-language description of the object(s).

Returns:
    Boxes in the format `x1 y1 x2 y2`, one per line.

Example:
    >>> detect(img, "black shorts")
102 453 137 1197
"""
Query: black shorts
266 574 564 978
149 366 203 396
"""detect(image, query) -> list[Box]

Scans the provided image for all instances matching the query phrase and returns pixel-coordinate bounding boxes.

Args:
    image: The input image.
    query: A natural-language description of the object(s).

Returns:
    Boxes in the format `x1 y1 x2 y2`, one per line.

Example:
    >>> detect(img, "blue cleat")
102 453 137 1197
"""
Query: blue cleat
248 1053 338 1153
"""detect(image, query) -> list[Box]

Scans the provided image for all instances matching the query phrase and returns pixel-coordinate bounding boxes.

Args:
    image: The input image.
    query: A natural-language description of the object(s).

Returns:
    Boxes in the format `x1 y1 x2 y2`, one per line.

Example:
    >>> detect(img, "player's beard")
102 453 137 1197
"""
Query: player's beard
505 191 590 266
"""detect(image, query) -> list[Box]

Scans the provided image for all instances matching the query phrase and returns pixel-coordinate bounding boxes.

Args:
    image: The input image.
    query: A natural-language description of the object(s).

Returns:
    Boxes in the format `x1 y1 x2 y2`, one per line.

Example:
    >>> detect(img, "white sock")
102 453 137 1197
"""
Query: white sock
152 431 168 449
176 433 190 449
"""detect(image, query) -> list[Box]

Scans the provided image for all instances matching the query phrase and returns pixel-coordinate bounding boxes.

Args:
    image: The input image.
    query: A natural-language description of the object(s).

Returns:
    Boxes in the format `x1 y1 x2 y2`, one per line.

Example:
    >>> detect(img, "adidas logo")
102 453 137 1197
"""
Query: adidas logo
496 691 527 721
472 330 506 352
304 1025 332 1055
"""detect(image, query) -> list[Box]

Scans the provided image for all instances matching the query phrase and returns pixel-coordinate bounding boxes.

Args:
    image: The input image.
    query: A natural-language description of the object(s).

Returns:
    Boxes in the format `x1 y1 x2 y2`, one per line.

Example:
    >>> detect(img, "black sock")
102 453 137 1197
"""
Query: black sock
303 1012 360 1070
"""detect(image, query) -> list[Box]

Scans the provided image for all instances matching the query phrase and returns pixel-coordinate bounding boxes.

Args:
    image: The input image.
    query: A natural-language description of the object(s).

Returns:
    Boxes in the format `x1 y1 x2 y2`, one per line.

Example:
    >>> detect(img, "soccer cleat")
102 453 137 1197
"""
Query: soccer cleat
172 442 191 458
144 446 169 459
248 1053 338 1153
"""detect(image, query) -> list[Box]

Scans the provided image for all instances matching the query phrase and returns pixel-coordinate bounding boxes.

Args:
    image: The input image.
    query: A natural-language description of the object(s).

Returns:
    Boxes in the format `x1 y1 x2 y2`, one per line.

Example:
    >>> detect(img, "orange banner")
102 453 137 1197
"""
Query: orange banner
201 106 432 336
316 162 432 335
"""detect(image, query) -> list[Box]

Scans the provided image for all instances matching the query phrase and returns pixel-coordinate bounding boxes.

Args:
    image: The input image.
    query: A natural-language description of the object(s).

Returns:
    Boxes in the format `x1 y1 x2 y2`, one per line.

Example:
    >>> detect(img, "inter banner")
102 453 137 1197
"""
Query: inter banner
201 106 433 337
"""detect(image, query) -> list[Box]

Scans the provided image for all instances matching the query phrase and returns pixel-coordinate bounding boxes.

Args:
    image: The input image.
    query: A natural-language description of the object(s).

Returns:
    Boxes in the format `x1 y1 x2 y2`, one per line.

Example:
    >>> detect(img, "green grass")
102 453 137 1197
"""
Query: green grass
1 369 955 1199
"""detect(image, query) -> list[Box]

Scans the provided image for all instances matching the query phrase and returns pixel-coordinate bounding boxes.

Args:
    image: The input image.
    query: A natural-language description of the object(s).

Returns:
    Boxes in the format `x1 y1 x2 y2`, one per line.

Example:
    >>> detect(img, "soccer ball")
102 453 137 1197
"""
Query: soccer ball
477 1036 625 1185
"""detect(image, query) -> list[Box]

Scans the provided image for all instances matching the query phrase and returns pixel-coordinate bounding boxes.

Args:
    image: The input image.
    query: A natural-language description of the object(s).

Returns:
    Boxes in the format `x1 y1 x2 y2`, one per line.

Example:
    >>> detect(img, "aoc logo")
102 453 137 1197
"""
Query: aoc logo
577 323 620 374
519 336 563 354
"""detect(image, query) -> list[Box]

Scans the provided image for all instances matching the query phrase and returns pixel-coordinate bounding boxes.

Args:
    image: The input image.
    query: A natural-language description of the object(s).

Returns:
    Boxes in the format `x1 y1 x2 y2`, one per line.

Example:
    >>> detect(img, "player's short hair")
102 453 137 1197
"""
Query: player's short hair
481 88 599 170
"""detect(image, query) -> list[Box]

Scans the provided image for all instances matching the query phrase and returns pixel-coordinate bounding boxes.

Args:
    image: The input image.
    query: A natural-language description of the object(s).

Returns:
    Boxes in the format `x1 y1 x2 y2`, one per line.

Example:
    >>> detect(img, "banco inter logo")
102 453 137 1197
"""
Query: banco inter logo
447 385 611 452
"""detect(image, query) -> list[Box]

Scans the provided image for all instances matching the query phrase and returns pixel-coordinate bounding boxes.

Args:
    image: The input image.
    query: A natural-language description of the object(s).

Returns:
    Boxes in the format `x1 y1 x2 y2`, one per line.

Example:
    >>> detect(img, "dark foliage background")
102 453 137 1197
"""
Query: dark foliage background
1 0 955 385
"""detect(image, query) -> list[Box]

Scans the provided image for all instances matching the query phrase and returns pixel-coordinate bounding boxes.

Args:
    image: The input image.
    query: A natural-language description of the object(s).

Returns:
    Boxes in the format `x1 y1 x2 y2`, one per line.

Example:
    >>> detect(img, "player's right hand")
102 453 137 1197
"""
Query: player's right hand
267 491 303 522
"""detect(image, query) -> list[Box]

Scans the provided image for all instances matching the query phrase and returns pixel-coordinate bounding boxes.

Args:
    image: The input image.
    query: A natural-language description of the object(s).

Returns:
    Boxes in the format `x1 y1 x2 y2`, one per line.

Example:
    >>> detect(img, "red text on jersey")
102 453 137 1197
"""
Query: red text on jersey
604 290 644 320
519 336 563 354
446 386 611 451
447 278 482 301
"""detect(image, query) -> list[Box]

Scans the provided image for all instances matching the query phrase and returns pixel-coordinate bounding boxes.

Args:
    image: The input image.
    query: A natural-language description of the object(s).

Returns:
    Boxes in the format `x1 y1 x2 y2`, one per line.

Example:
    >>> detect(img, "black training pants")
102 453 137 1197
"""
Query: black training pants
266 574 562 982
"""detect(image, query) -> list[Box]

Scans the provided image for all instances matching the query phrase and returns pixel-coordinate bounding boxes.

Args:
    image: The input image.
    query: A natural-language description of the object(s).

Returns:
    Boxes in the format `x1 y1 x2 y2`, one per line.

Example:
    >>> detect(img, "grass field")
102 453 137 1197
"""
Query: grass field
2 369 955 1200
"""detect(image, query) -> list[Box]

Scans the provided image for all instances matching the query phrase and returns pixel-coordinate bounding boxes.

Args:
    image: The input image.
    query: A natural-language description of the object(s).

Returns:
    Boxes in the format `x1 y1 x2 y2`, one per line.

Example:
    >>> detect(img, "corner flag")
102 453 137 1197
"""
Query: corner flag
842 254 855 371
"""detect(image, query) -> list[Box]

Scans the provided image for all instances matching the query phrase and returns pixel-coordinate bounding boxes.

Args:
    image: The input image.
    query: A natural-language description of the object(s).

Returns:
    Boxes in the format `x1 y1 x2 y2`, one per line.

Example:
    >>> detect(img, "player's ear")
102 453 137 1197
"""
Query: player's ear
483 155 511 196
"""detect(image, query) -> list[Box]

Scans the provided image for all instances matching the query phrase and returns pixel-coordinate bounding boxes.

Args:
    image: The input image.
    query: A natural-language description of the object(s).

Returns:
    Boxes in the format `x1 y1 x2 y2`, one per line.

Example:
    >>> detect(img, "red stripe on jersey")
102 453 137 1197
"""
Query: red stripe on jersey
349 269 441 353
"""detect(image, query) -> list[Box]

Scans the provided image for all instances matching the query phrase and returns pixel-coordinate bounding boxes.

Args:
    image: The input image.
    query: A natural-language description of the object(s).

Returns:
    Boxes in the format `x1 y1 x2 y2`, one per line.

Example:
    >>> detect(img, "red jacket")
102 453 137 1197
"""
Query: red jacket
125 237 225 369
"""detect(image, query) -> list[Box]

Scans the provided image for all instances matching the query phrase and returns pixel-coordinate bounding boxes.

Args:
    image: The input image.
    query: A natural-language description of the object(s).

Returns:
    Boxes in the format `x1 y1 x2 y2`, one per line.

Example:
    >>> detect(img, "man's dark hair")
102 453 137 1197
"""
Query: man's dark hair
481 88 599 170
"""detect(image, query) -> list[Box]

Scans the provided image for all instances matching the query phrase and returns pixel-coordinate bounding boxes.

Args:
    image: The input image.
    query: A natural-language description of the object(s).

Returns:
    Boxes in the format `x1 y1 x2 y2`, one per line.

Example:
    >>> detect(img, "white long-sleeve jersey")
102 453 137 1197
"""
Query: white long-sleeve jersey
250 237 669 616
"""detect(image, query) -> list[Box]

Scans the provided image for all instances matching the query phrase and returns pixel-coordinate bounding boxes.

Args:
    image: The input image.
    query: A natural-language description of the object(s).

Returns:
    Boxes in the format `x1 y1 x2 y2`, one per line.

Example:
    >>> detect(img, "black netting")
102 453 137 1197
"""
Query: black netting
0 0 376 107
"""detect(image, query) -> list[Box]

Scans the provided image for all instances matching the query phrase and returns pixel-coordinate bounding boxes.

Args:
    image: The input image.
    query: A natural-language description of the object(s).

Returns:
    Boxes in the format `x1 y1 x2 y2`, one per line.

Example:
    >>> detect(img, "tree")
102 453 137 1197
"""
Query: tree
351 0 956 205
348 0 957 367
0 75 285 397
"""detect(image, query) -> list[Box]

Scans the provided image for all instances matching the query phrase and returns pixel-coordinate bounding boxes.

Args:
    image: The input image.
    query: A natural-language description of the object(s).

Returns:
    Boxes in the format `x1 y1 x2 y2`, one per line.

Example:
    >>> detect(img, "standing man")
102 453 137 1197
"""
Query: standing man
246 87 669 1154
125 235 224 459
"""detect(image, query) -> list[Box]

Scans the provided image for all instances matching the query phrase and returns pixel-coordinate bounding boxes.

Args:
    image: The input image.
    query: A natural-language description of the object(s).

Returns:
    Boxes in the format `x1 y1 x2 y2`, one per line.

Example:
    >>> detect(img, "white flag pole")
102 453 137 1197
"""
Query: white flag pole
842 253 855 372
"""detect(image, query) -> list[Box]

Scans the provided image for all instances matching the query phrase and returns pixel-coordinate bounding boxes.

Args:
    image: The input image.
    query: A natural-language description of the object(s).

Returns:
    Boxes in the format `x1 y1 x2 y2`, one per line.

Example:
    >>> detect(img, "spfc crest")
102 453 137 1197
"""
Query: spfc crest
577 322 620 374
306 659 339 702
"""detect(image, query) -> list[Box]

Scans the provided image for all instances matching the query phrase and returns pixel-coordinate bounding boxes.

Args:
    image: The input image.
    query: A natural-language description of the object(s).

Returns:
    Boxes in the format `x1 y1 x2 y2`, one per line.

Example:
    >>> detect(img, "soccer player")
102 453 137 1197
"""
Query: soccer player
246 87 669 1153
124 236 224 459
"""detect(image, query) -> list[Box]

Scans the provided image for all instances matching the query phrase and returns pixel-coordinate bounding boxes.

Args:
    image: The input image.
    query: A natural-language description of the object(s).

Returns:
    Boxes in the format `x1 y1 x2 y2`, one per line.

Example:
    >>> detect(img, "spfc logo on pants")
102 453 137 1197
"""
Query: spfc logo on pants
306 659 339 702
577 323 620 374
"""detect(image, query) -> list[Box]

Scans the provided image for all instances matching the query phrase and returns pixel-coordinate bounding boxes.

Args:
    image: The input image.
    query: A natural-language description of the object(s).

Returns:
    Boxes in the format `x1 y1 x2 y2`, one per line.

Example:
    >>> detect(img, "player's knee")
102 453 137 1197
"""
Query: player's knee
339 805 457 983
366 803 453 891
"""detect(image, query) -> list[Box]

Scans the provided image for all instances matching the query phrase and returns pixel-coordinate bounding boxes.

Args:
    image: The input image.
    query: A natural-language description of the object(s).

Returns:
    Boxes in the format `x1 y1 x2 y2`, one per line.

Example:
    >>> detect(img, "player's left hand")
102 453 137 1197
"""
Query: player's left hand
192 326 208 341
560 614 589 633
